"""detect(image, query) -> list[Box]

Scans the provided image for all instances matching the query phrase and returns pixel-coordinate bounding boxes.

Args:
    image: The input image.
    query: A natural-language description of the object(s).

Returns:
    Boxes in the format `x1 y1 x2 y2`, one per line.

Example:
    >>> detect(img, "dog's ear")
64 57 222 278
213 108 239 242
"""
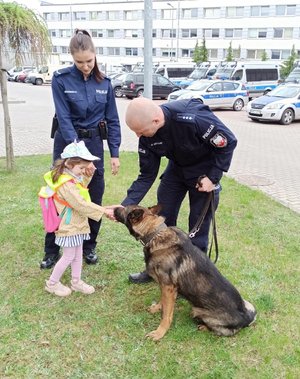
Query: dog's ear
128 209 144 224
148 204 162 215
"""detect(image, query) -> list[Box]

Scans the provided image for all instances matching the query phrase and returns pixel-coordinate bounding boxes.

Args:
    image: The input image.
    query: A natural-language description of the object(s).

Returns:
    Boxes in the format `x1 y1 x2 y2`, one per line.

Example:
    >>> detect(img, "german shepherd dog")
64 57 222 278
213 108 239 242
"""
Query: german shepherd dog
114 205 256 341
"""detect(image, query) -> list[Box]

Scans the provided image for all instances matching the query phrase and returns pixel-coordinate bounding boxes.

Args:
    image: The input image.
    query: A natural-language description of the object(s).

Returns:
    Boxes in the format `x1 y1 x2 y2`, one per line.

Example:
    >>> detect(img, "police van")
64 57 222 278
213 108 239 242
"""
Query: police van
212 61 281 98
178 61 219 88
155 62 196 86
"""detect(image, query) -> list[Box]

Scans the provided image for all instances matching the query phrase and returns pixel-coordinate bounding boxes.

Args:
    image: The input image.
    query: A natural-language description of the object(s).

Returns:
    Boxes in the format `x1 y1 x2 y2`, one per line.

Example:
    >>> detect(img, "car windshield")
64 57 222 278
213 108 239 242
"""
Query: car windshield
187 81 211 91
267 86 300 98
189 68 207 80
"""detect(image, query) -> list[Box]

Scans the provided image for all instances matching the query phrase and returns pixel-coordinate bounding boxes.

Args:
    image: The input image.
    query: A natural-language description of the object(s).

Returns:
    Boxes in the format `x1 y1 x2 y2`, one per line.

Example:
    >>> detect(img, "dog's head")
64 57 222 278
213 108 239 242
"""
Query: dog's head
114 204 163 240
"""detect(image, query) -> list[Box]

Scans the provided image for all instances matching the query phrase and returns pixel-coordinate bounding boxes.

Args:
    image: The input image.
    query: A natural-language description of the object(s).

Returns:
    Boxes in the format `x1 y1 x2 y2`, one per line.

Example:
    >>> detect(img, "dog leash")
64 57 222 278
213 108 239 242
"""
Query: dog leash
189 191 219 264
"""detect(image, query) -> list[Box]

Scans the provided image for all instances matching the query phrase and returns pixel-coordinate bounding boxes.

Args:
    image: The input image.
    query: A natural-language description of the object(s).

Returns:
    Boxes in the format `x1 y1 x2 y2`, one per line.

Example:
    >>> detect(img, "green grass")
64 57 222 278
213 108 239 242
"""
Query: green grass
0 153 299 379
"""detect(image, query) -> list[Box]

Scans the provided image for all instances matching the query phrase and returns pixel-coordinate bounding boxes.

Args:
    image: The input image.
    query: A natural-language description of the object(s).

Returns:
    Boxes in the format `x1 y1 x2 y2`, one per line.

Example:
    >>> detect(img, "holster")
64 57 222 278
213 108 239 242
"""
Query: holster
51 114 59 139
99 120 108 140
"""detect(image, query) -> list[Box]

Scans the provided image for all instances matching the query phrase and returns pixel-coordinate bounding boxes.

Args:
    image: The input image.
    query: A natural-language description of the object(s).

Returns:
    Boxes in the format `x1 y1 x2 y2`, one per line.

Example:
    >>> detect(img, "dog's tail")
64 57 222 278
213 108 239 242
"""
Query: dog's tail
243 299 257 326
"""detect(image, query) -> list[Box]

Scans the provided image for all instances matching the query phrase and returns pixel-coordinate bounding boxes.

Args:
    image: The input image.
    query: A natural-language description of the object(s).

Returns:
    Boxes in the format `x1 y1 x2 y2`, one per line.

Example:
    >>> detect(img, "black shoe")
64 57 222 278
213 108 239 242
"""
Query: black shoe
83 249 98 265
40 255 60 269
128 271 153 284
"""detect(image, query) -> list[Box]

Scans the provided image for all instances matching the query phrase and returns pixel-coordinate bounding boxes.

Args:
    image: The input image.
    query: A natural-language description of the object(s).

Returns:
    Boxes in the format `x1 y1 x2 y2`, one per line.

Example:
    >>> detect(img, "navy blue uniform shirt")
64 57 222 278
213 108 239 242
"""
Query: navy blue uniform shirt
123 99 237 205
52 64 121 158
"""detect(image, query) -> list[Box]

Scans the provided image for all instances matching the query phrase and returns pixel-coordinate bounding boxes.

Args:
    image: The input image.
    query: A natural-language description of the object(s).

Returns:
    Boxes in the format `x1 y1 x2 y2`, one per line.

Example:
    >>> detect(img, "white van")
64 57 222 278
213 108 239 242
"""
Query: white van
178 61 220 88
212 61 281 98
155 62 196 85
27 64 69 85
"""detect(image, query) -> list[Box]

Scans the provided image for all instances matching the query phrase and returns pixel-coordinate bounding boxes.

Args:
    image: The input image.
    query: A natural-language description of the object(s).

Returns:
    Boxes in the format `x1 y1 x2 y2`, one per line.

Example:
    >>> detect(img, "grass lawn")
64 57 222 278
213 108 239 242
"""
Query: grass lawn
0 152 299 379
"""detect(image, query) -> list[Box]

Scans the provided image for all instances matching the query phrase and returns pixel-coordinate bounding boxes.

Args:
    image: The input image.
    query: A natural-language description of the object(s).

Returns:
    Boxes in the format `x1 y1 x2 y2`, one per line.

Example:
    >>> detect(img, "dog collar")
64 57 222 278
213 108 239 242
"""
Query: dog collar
139 223 168 246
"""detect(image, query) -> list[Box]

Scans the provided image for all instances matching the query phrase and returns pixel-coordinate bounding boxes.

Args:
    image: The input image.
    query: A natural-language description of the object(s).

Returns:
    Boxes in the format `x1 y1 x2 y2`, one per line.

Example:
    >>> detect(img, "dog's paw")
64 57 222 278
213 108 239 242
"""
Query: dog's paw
146 329 165 341
148 302 162 314
197 324 209 332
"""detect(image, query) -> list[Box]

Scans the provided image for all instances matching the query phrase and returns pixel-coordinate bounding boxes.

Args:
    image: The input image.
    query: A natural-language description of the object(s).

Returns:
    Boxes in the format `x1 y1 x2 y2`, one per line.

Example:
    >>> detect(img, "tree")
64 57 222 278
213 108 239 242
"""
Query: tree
280 45 298 79
193 37 208 64
0 2 51 170
261 50 268 61
225 41 234 62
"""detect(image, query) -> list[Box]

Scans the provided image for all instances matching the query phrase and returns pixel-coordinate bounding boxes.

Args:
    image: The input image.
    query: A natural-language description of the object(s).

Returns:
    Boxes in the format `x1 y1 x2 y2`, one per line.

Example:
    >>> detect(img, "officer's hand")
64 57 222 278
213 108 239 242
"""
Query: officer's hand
85 163 96 177
196 176 215 192
110 157 120 176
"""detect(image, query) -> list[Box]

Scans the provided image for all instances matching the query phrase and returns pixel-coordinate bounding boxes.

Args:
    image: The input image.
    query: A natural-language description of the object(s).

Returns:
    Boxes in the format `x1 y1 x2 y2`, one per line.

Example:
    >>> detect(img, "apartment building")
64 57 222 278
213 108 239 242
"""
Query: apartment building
40 0 300 70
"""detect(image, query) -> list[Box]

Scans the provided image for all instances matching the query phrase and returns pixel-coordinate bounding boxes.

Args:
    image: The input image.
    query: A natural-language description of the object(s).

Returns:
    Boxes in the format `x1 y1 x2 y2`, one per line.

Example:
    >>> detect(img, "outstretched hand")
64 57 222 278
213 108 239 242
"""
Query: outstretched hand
103 205 123 221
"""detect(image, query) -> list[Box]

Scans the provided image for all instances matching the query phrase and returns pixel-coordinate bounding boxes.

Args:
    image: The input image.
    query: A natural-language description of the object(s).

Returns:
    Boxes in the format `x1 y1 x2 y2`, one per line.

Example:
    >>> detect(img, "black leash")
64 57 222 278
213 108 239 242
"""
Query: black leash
189 191 219 263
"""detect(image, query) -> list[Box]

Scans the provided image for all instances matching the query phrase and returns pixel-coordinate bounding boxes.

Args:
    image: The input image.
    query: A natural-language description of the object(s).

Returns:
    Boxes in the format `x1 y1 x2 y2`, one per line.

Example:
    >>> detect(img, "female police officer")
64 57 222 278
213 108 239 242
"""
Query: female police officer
122 97 237 283
40 29 121 269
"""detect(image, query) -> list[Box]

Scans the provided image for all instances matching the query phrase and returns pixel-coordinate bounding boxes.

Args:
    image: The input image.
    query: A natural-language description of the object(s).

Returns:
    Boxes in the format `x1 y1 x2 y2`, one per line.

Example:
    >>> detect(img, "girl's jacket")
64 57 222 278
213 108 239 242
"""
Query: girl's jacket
43 171 105 237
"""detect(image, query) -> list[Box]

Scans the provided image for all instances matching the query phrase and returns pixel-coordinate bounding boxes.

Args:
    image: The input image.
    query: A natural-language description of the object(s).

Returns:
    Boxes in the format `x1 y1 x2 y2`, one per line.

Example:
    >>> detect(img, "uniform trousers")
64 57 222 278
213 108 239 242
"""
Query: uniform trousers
157 163 220 253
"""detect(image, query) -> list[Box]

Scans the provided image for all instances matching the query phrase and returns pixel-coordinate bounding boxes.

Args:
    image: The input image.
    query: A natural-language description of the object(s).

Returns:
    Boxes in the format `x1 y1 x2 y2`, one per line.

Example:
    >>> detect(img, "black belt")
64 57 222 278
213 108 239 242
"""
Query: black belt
76 128 100 139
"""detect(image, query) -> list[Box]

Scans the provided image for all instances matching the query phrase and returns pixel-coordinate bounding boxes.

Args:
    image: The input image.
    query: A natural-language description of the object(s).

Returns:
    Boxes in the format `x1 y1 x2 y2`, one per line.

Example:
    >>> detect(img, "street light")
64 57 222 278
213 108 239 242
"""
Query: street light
167 2 175 61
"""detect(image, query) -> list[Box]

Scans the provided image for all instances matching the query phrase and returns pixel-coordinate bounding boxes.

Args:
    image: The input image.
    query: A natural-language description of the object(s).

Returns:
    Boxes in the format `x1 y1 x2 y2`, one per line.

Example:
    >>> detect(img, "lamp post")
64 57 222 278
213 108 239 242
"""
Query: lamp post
167 2 175 61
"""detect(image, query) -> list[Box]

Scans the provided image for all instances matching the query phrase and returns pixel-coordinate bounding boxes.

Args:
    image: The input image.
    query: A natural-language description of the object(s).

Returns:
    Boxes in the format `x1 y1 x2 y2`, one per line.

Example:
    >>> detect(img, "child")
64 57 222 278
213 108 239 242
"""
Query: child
44 140 116 297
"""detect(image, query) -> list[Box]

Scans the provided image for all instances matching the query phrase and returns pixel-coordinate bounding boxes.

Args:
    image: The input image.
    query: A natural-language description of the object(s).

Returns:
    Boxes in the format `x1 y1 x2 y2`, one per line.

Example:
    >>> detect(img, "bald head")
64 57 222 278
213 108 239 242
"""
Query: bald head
125 97 165 137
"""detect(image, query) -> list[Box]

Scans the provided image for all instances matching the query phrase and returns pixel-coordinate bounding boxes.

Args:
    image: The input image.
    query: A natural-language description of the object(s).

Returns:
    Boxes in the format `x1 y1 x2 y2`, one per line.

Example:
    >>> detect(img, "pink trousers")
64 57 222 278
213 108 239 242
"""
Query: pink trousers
49 245 83 283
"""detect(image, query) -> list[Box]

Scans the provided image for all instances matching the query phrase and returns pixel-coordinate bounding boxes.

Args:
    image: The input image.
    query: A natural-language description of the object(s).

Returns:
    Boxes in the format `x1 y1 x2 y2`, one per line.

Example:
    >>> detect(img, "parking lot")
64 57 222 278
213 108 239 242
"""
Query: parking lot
1 81 300 213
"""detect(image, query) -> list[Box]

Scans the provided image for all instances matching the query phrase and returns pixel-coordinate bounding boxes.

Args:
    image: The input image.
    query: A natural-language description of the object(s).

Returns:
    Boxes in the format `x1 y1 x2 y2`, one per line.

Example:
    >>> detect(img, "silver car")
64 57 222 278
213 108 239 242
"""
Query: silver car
167 80 249 111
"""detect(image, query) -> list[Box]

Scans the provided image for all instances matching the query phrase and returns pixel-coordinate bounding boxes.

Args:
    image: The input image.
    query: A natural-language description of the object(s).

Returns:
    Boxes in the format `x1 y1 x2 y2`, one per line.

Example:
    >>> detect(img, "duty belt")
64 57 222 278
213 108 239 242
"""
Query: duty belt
76 128 100 139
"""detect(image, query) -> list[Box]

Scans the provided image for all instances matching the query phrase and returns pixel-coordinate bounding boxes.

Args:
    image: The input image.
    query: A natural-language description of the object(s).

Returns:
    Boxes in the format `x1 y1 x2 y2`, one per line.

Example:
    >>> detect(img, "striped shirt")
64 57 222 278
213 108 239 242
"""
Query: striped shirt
55 234 90 247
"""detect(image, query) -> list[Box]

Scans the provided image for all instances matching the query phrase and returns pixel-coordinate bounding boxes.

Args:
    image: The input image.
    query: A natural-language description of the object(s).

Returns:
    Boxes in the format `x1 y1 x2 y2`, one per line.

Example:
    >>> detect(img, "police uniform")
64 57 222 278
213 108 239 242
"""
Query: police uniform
122 98 237 252
43 64 121 266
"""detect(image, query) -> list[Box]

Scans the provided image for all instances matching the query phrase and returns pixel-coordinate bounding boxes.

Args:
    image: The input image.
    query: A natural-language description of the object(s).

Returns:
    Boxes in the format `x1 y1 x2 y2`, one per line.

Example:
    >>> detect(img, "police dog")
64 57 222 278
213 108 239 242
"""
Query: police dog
114 205 256 341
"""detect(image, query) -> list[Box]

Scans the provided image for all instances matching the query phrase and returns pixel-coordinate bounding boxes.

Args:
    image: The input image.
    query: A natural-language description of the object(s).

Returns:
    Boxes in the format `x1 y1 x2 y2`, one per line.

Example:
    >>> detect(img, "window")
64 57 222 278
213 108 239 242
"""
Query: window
50 30 57 37
225 29 242 38
248 29 267 38
182 8 198 19
125 30 139 38
250 6 270 17
182 49 193 58
273 28 293 39
204 29 219 38
125 48 138 56
276 5 296 16
124 10 139 20
271 50 280 59
226 7 244 17
59 30 71 38
44 12 56 21
107 47 120 56
182 29 197 38
74 12 86 21
163 9 175 20
107 30 115 38
91 29 103 38
208 49 218 59
58 12 69 21
152 29 157 38
90 11 102 20
96 47 103 55
107 11 119 20
246 69 278 81
204 8 221 18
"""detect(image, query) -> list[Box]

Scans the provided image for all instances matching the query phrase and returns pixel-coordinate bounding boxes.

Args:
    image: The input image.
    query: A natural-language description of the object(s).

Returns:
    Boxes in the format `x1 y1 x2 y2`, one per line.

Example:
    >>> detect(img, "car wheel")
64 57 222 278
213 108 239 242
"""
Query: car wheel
114 86 123 98
136 89 144 97
280 108 294 125
233 98 244 111
35 78 43 85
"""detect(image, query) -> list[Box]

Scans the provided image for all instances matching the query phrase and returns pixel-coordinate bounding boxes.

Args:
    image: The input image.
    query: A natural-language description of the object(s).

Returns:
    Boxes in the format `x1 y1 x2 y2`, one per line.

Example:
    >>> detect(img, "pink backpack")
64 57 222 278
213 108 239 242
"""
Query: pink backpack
38 186 72 233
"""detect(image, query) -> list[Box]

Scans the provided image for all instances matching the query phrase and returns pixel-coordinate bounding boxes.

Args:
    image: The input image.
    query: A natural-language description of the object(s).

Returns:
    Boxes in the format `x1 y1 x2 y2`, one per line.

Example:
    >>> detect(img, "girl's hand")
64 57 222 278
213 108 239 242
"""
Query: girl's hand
103 205 123 221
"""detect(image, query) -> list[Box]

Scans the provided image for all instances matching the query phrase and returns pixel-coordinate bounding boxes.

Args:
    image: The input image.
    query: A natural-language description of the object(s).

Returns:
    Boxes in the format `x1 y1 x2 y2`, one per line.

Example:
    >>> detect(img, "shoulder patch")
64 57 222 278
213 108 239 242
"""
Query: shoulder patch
53 67 72 77
210 132 227 148
176 113 196 123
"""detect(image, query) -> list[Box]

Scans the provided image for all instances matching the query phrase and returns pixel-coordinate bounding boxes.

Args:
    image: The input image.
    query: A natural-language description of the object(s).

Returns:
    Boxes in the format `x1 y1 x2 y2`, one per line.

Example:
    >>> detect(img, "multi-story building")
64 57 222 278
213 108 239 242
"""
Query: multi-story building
40 0 300 71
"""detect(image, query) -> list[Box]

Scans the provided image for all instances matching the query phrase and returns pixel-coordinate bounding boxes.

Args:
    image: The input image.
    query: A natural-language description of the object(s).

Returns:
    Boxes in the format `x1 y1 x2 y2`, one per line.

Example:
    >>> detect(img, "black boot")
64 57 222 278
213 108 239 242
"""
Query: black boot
128 270 153 284
83 249 98 264
40 254 60 269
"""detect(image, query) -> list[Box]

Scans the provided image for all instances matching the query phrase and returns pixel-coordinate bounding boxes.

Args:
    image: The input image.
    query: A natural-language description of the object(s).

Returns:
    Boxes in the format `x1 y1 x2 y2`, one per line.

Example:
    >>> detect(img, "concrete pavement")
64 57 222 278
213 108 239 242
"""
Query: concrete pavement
1 82 299 214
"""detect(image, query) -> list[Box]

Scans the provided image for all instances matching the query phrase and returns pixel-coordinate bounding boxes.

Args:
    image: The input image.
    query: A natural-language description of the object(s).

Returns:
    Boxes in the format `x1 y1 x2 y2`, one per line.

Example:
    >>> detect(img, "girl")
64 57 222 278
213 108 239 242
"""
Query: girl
44 140 117 297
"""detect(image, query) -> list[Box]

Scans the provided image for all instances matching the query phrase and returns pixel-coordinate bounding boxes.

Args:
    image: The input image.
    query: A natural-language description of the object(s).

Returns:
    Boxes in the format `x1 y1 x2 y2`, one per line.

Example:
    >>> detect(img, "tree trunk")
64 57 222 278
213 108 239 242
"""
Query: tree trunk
0 50 15 171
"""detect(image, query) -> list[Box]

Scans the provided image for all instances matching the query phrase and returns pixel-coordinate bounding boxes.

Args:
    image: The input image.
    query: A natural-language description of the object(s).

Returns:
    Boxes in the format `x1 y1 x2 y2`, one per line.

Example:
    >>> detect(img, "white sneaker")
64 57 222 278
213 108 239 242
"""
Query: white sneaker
71 280 95 295
45 280 72 297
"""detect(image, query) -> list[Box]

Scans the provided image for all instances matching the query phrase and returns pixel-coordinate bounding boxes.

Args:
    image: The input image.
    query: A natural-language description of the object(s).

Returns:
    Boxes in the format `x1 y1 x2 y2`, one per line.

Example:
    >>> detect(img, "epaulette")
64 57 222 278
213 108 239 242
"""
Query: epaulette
175 113 196 122
53 66 72 77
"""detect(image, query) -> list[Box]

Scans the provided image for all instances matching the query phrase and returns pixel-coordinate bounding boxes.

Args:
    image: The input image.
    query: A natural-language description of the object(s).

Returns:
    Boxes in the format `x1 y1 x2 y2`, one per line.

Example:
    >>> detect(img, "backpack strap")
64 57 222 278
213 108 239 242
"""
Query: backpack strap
53 192 72 208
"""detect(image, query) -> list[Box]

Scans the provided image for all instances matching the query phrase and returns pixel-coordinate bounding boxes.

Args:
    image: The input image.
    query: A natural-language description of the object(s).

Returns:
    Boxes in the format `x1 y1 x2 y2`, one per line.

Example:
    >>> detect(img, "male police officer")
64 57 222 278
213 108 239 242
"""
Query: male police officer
121 97 237 284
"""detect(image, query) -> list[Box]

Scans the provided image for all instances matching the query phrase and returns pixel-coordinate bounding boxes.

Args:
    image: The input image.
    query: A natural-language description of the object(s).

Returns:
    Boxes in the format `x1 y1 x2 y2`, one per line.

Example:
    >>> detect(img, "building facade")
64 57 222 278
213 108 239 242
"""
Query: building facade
40 0 300 71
